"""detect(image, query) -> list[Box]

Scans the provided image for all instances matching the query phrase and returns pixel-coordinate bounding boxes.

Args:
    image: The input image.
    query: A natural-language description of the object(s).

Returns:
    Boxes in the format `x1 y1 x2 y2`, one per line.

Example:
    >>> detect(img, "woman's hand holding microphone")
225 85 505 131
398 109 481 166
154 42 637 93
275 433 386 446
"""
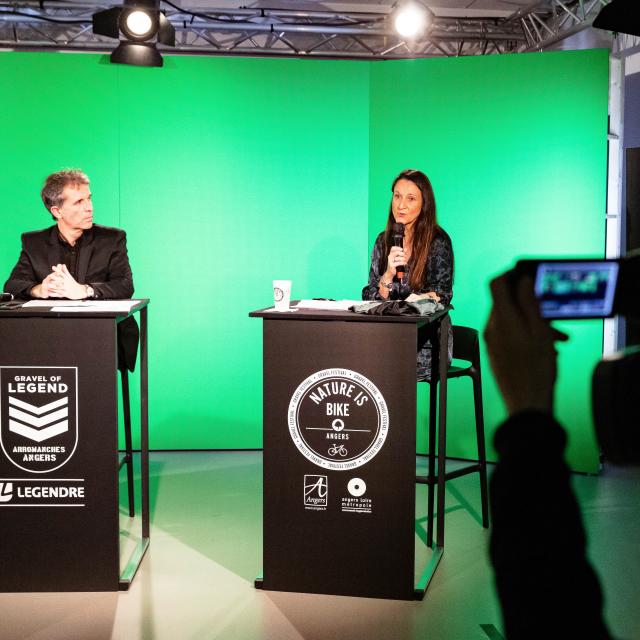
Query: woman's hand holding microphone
379 246 406 297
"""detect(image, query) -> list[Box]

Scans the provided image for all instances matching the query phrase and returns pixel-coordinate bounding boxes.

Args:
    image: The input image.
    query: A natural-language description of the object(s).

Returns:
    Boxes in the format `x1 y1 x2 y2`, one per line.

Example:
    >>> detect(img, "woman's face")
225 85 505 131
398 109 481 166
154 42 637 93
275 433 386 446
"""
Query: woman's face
392 179 422 228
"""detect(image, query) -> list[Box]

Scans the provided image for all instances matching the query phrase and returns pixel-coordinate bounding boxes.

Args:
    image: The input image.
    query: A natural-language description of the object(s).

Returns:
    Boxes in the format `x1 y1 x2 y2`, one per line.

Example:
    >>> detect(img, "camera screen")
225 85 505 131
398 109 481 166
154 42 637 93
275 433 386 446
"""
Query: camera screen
534 261 619 318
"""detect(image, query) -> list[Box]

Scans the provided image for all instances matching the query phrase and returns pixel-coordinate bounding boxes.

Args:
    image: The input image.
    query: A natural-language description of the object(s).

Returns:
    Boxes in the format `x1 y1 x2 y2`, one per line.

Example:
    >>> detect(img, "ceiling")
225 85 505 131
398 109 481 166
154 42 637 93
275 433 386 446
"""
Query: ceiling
0 0 614 59
177 0 533 15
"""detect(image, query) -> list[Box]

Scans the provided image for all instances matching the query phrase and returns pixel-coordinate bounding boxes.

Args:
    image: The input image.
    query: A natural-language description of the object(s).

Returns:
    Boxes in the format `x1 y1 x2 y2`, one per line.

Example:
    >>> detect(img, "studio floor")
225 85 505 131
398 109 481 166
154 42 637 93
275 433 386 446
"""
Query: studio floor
0 452 638 640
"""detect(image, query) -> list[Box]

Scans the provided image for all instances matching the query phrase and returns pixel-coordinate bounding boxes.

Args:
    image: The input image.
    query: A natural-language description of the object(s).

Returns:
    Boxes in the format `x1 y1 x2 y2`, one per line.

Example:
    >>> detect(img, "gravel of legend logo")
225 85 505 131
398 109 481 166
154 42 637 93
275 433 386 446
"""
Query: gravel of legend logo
0 367 78 473
288 368 388 471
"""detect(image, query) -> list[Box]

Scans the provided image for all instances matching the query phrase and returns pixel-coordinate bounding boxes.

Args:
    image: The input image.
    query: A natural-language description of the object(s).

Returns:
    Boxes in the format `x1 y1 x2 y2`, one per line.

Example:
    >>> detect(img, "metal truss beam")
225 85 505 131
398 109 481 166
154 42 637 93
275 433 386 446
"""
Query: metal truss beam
506 0 611 52
0 0 613 59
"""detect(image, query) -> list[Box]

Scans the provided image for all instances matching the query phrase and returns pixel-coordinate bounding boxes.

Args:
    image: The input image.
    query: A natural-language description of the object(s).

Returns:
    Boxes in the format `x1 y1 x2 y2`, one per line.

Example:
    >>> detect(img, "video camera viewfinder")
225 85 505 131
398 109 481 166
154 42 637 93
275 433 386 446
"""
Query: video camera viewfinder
512 255 640 320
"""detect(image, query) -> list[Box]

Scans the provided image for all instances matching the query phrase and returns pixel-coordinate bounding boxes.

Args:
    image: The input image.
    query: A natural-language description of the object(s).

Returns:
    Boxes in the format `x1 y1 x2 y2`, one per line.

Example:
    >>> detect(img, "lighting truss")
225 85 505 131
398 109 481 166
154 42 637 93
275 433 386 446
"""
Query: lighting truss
507 0 610 51
0 0 616 59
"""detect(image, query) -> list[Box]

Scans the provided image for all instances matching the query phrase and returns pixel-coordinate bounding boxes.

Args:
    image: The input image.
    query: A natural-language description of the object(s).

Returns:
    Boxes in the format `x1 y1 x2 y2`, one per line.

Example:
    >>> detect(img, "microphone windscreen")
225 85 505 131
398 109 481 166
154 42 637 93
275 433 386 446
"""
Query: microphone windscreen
392 223 405 237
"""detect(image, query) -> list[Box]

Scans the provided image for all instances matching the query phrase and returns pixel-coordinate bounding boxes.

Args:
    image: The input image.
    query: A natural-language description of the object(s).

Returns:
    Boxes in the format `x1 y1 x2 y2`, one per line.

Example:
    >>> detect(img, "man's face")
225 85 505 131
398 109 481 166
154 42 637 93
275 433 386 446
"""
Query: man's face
51 183 93 233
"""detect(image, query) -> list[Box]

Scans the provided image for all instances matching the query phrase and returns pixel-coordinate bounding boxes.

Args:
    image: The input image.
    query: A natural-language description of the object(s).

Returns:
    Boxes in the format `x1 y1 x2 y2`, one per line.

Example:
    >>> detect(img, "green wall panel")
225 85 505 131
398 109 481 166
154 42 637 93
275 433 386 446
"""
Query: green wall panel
0 49 608 470
115 56 370 449
0 52 120 276
369 50 609 471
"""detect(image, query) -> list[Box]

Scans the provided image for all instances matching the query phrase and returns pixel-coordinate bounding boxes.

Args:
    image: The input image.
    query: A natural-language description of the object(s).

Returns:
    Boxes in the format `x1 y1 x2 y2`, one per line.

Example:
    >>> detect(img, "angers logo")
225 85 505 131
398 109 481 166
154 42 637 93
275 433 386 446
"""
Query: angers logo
0 367 78 474
304 475 328 509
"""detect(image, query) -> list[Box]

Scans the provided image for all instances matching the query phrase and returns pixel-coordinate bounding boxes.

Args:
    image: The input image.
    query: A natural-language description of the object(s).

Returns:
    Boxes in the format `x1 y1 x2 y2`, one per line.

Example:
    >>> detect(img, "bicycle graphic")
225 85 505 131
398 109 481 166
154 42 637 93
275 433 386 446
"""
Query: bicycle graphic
328 444 348 457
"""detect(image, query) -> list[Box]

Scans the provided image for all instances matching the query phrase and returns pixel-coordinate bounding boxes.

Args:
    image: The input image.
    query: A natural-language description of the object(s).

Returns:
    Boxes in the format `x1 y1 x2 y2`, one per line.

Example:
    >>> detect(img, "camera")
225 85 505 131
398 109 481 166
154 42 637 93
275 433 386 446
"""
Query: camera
510 253 640 465
512 254 640 320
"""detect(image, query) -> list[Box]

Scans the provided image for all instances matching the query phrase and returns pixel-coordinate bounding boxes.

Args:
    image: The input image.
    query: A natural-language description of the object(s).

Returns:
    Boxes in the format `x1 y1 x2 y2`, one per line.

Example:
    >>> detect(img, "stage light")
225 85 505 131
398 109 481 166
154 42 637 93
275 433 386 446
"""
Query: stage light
593 0 640 38
92 0 175 67
392 1 432 39
121 9 155 40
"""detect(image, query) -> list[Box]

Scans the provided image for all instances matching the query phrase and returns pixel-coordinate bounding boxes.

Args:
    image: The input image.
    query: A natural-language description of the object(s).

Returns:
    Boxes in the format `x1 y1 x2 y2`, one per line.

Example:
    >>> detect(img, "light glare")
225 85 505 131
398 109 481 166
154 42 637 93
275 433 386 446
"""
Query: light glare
126 10 153 37
394 3 427 38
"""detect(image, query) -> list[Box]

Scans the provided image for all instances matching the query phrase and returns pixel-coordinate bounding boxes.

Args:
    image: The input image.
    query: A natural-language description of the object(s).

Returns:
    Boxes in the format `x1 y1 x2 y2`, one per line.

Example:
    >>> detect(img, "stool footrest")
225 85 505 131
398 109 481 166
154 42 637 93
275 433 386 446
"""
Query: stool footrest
445 463 482 481
416 462 482 485
118 453 131 471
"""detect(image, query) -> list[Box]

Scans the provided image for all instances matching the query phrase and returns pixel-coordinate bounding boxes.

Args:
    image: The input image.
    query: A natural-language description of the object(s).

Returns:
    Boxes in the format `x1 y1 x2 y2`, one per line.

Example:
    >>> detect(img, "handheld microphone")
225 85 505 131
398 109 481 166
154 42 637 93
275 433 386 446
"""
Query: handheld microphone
1 292 14 302
392 223 406 281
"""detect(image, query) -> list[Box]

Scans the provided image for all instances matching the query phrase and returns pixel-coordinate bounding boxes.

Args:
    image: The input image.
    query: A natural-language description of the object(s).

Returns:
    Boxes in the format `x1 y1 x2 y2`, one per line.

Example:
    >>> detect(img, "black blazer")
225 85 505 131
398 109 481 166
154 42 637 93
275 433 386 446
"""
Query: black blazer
3 224 139 372
4 224 134 300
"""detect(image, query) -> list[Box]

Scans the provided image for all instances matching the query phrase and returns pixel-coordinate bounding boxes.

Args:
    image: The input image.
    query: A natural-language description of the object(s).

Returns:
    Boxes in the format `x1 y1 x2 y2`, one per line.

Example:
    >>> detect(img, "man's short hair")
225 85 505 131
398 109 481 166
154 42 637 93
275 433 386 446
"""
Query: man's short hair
41 169 90 219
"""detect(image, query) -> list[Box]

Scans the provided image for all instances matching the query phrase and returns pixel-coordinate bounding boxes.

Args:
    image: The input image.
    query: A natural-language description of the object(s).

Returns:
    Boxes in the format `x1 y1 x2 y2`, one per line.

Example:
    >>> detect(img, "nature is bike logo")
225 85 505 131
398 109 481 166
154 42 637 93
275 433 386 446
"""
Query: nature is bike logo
0 367 78 474
288 368 389 471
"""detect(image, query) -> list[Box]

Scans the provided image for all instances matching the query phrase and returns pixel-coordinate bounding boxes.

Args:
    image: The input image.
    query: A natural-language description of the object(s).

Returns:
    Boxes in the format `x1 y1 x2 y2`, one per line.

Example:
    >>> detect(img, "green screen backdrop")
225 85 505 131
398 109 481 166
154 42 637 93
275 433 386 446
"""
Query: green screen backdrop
369 51 609 471
0 49 608 471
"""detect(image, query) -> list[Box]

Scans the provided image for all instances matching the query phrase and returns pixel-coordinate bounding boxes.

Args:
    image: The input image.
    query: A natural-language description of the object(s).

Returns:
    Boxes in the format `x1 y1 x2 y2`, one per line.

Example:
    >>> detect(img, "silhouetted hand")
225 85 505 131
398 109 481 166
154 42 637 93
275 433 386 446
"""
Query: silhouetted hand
484 272 568 416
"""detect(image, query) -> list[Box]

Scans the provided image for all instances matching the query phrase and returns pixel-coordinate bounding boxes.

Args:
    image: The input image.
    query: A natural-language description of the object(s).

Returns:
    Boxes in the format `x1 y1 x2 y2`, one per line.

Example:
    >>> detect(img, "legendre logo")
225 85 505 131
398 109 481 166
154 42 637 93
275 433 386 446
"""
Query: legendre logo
288 368 389 471
0 367 78 474
0 479 85 507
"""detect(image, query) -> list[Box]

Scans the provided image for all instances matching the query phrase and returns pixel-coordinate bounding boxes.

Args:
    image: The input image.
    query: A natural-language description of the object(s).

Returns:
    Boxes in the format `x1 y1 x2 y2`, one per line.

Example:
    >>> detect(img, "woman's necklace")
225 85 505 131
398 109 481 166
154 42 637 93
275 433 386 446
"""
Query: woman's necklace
404 237 413 263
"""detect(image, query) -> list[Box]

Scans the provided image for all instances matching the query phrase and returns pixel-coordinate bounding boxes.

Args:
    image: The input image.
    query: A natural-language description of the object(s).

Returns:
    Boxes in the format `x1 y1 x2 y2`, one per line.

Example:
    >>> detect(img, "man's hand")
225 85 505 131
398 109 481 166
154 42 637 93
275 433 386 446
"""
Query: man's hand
483 272 568 417
46 264 88 300
31 270 64 299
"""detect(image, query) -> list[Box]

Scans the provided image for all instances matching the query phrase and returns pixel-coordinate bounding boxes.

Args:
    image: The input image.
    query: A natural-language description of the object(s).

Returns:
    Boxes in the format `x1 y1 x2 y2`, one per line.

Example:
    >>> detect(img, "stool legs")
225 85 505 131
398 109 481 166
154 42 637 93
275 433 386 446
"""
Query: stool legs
426 380 437 547
472 370 489 528
424 374 489 546
120 368 135 518
435 317 449 548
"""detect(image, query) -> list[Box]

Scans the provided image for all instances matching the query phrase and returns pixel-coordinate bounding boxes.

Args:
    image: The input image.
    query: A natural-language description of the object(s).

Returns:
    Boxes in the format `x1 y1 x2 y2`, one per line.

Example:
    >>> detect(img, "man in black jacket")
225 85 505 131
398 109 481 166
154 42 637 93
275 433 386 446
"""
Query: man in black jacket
4 169 133 301
483 273 614 639
4 169 137 370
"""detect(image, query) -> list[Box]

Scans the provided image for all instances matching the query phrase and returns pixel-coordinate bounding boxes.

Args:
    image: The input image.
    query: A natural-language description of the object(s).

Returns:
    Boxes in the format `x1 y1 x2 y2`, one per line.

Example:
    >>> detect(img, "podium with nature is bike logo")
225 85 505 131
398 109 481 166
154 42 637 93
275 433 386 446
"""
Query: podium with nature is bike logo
250 303 451 600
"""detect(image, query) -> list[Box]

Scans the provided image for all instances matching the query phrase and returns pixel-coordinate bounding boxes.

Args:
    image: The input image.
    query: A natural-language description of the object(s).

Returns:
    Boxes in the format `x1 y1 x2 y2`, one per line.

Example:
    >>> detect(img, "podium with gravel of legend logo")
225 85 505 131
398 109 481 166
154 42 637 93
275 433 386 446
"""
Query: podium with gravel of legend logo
249 303 451 600
0 300 149 592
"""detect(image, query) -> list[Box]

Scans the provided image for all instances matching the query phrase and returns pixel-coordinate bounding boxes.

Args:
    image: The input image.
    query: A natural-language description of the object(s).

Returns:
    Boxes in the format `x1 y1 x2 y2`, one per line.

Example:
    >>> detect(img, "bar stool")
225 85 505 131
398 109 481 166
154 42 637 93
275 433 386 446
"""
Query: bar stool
117 316 139 518
416 325 489 547
119 367 135 517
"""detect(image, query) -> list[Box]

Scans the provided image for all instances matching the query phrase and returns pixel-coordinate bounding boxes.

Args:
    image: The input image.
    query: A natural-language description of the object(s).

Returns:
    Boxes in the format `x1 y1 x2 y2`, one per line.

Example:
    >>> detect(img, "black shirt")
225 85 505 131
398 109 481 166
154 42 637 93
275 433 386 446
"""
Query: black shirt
57 229 89 281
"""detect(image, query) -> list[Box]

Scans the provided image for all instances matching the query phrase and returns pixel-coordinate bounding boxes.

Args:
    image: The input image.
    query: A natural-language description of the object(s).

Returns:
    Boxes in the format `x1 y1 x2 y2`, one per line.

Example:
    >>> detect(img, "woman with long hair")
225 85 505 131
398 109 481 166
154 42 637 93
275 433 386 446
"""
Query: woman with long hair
362 168 454 380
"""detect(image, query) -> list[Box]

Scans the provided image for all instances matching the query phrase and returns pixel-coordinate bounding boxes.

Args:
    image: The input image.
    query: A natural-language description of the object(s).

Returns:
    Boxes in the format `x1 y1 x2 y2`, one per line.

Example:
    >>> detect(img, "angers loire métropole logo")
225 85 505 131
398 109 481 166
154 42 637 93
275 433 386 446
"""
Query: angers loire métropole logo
289 368 389 471
0 367 78 474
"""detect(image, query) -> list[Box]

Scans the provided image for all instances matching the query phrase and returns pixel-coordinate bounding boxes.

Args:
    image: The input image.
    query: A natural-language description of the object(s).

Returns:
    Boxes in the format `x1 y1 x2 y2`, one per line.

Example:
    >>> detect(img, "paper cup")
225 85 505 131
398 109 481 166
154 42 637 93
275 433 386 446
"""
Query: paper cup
273 280 292 311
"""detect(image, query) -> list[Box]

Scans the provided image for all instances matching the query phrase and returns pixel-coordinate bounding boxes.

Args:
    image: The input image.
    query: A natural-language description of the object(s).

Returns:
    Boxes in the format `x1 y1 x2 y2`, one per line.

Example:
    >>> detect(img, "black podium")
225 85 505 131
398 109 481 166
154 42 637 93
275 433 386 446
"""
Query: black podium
0 300 149 592
250 304 450 600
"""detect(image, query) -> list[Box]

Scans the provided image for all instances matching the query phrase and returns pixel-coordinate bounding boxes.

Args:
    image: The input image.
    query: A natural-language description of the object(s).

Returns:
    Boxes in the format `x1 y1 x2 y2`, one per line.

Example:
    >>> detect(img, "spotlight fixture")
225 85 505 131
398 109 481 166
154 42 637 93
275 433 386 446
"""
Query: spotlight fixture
121 9 156 40
392 1 433 39
593 0 640 38
92 0 175 67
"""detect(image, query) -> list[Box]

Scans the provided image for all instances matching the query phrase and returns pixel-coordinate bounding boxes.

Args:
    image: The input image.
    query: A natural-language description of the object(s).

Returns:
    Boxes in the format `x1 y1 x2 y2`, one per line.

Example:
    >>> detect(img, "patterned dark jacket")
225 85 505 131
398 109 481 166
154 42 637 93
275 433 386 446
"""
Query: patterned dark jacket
362 226 454 380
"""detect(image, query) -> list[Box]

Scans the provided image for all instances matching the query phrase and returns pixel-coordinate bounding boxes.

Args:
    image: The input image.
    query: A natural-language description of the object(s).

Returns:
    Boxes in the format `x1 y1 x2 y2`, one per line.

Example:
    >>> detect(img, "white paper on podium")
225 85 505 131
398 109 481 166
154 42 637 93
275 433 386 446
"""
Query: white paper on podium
23 299 141 313
294 299 361 311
